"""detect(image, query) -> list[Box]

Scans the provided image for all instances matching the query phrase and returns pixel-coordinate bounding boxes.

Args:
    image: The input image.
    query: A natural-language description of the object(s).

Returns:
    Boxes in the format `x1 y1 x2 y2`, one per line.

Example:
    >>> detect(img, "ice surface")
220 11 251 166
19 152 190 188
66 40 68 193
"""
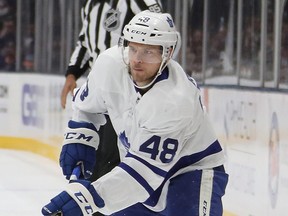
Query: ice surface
0 149 67 216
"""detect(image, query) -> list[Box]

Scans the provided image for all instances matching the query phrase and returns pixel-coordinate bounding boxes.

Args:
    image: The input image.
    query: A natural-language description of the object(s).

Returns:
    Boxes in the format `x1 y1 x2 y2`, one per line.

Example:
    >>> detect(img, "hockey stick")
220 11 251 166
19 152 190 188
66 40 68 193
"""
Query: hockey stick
52 165 82 216
69 164 82 181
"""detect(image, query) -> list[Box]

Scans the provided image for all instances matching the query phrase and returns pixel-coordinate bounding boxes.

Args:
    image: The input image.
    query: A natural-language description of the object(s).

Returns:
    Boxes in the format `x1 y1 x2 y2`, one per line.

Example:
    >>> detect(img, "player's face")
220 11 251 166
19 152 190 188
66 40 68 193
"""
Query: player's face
128 42 162 87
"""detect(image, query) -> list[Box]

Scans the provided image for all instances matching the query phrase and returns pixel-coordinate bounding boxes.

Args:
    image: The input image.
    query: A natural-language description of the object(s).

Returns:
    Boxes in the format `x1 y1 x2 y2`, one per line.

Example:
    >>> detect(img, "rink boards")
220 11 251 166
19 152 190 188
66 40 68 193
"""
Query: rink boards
202 87 288 215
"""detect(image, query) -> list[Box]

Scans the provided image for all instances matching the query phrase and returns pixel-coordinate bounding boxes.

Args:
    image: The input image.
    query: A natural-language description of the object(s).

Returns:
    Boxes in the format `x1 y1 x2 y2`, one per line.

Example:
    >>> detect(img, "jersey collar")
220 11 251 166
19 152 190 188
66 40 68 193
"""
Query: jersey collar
134 67 169 95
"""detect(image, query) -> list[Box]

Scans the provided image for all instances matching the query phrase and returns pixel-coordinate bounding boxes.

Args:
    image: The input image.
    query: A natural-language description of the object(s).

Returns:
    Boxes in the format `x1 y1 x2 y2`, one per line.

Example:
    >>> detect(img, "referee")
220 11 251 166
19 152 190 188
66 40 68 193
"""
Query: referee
60 1 163 215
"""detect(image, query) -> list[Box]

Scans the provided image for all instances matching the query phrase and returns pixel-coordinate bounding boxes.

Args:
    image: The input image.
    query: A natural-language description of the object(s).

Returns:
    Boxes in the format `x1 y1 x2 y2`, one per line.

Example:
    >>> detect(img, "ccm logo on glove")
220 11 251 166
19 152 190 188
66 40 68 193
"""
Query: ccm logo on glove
74 191 93 214
65 132 94 142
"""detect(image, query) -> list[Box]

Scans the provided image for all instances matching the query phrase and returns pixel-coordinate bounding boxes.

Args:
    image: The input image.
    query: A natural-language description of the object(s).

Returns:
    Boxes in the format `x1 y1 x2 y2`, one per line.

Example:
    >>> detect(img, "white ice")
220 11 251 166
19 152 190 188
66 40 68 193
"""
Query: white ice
0 149 67 216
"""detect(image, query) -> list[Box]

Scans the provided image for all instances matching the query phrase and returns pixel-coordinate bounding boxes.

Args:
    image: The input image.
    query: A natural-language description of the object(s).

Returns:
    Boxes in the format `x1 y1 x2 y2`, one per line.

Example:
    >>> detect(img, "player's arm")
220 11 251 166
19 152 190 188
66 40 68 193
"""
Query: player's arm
42 114 192 216
43 94 199 216
87 103 196 214
60 87 107 180
60 49 118 180
43 51 123 216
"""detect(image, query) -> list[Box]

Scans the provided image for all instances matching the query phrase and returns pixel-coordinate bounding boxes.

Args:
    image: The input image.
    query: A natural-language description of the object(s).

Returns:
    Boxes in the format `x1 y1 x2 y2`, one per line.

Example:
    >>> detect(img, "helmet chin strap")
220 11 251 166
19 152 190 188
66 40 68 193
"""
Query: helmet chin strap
131 59 167 90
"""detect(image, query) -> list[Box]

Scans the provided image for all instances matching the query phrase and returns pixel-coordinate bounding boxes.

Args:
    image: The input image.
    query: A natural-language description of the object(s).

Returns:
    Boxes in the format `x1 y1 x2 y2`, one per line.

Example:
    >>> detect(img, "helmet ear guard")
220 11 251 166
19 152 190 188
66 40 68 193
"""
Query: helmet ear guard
173 31 181 58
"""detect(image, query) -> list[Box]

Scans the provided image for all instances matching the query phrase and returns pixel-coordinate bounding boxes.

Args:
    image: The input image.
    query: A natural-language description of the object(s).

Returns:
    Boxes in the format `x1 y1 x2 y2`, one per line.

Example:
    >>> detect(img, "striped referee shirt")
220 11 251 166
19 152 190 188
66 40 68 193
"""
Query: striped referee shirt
66 0 162 79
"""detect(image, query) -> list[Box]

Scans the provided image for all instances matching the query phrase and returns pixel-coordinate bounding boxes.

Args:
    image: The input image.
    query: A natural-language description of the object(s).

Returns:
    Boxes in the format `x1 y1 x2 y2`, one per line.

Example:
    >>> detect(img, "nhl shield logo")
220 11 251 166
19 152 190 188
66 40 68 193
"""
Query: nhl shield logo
104 8 121 32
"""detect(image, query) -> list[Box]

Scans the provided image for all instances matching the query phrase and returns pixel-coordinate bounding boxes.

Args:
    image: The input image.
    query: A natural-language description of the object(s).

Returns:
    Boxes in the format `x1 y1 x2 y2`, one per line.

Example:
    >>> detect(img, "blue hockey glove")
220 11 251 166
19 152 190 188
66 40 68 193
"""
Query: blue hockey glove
60 120 100 179
41 179 105 216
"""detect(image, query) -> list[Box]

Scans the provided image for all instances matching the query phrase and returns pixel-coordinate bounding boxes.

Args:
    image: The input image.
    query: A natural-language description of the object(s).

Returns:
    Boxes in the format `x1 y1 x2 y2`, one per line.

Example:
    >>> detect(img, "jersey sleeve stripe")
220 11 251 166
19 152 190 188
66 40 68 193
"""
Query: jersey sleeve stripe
126 152 167 177
118 162 154 196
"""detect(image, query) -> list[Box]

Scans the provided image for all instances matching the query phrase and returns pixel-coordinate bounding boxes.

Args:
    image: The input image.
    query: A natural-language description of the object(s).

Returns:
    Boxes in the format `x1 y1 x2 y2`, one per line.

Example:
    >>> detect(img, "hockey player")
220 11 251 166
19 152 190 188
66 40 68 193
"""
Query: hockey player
42 11 229 216
59 3 163 216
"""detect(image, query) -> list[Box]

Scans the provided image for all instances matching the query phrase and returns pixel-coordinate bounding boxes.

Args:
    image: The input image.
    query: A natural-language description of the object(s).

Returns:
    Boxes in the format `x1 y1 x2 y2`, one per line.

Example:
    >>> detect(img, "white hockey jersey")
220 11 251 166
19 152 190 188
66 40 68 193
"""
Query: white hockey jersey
72 45 225 215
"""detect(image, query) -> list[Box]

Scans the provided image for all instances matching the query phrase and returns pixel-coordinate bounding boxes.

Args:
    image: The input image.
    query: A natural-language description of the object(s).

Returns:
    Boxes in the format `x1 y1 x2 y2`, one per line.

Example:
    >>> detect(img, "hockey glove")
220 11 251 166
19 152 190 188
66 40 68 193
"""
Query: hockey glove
60 120 100 179
41 179 104 216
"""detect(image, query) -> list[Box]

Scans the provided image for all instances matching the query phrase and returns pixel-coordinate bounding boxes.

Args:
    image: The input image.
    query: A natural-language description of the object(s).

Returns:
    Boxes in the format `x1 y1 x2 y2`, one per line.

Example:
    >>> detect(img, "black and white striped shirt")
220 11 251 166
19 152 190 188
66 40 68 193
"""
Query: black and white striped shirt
66 0 162 79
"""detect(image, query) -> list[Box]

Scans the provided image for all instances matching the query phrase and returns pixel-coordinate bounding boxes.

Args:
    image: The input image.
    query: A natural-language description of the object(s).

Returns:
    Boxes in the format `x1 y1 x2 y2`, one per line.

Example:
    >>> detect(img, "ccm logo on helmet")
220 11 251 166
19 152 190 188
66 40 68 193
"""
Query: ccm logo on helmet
131 29 147 35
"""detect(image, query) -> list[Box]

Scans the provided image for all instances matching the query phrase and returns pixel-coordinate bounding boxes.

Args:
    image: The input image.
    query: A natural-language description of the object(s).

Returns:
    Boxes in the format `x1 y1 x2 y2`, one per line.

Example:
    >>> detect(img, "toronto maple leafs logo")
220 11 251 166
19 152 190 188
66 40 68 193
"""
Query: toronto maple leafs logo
166 16 174 28
80 80 89 101
119 131 130 151
104 8 121 32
